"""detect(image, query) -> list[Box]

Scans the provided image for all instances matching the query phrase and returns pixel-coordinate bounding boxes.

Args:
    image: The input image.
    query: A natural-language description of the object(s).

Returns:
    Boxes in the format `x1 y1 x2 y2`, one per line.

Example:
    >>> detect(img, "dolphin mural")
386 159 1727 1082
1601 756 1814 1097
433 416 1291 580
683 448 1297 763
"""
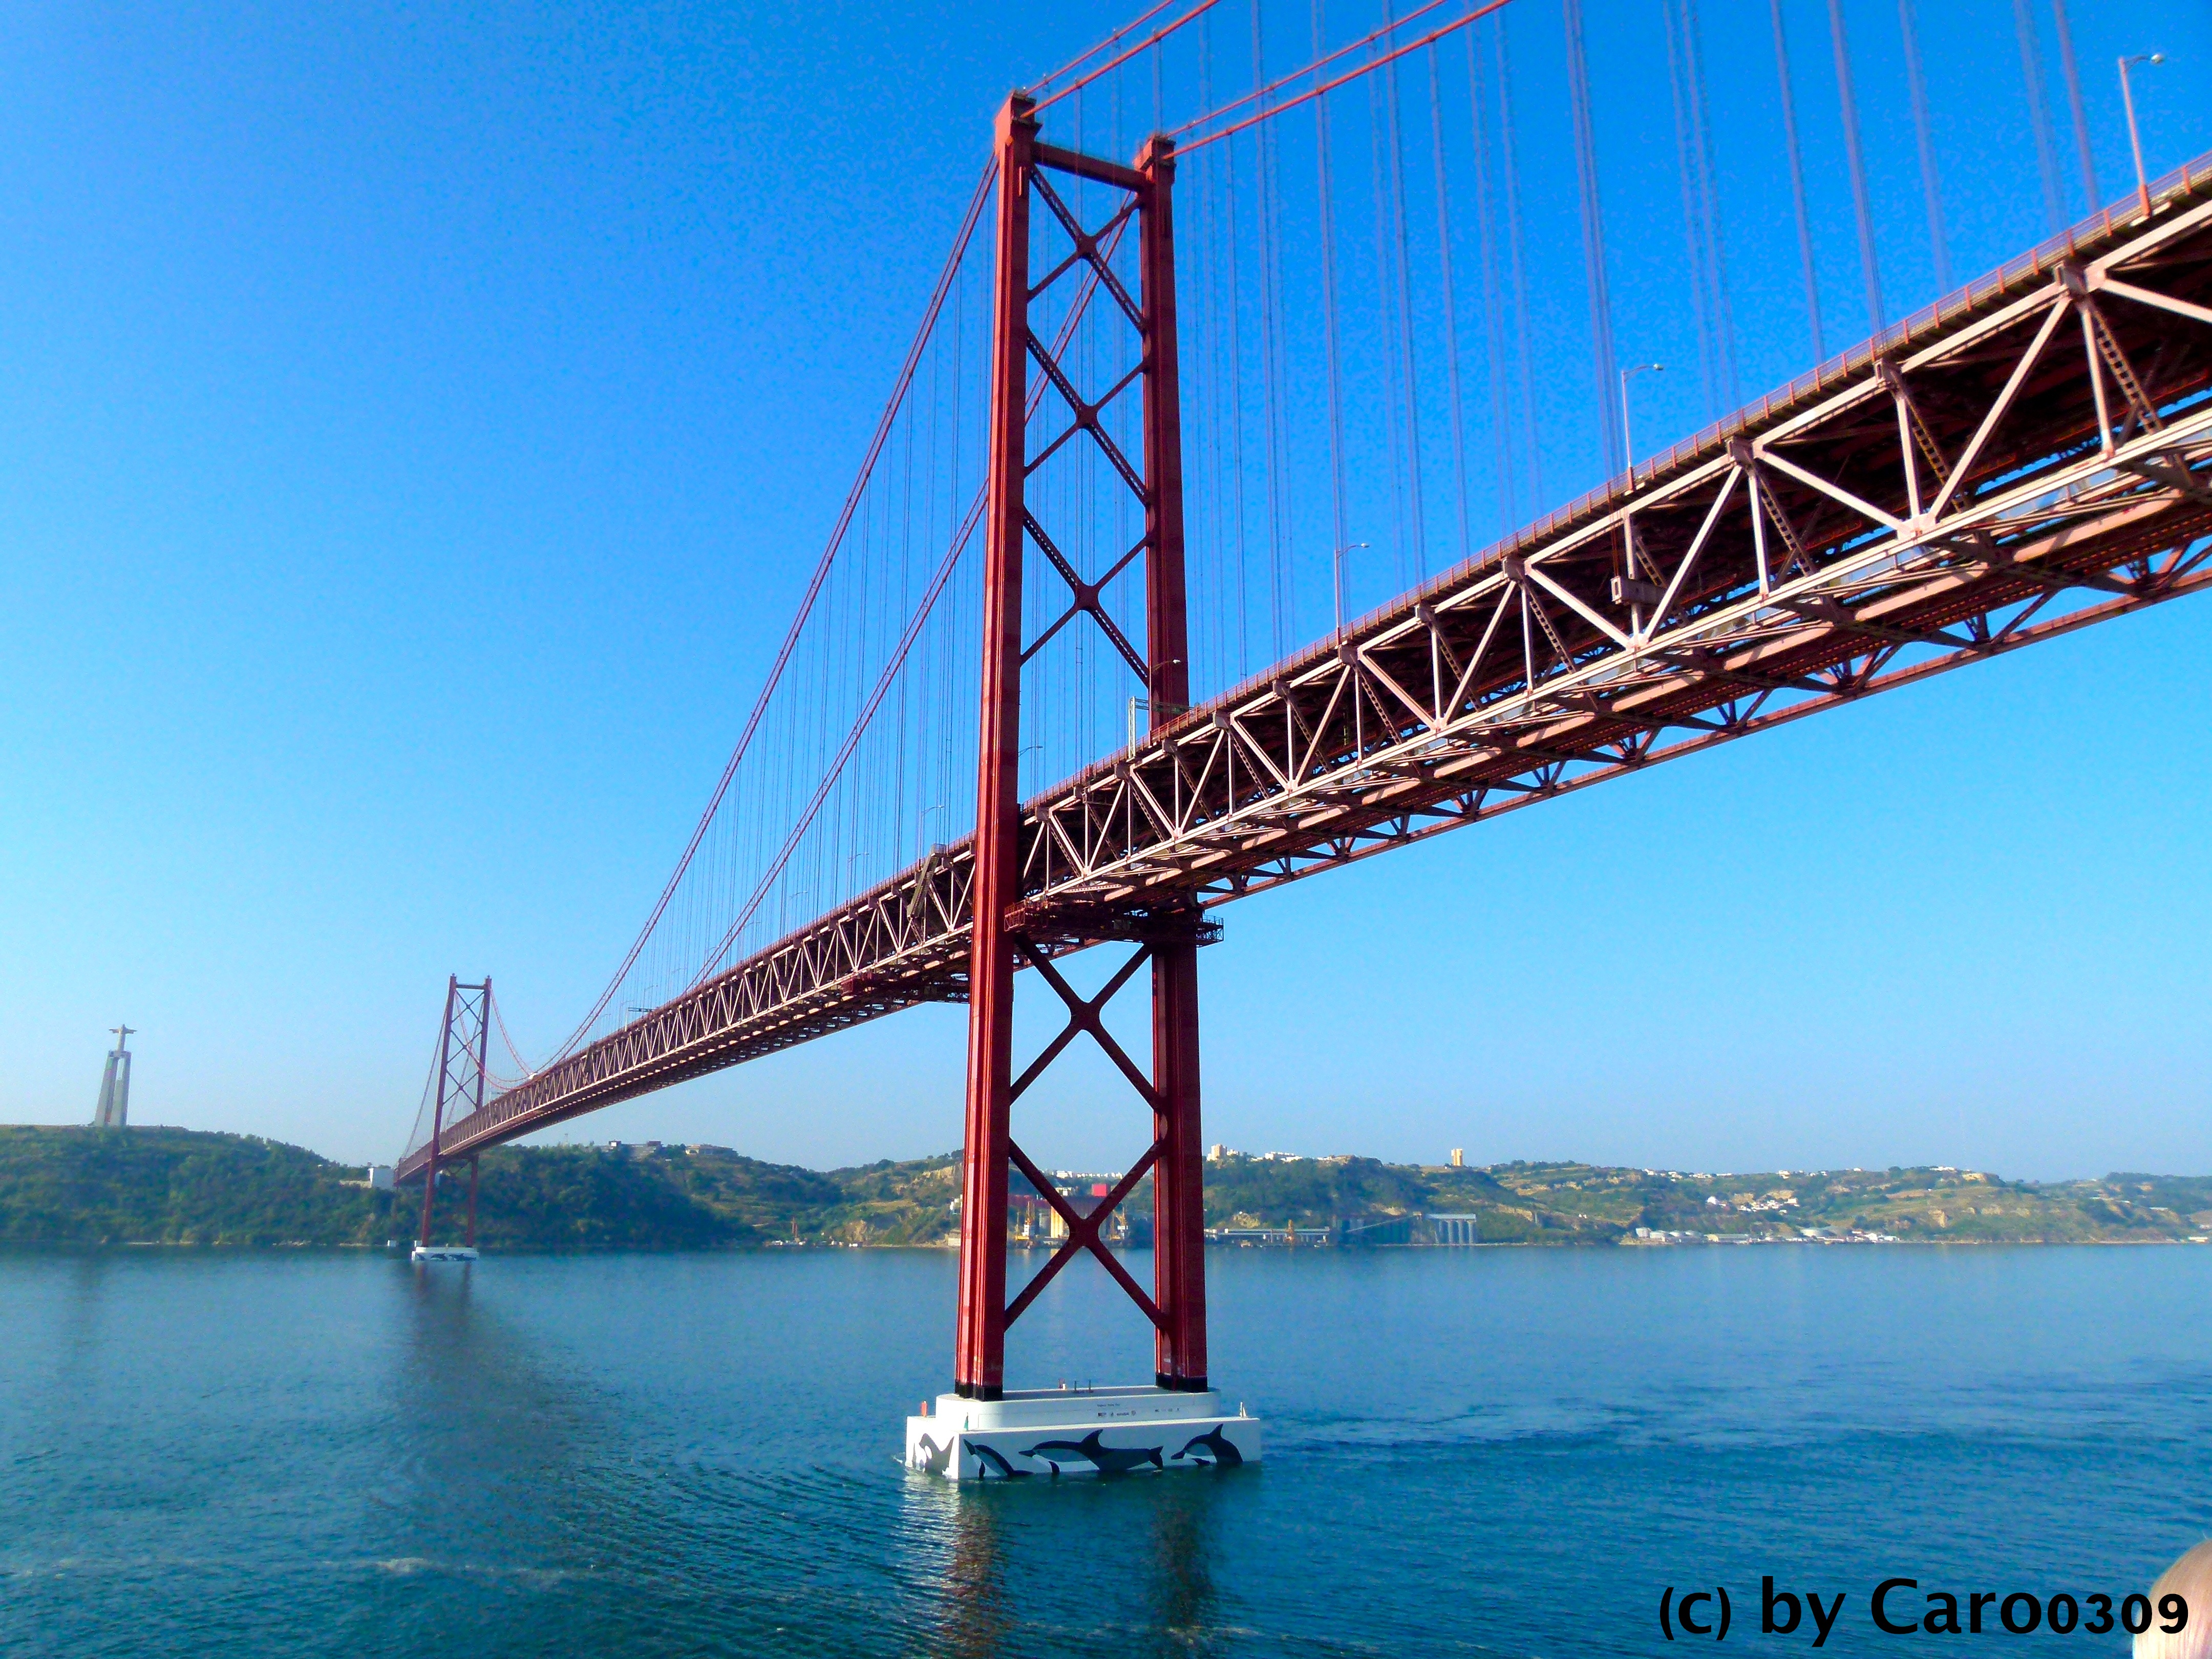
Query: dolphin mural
1172 1424 1245 1467
1019 1430 1165 1475
966 1442 1032 1480
910 1433 952 1476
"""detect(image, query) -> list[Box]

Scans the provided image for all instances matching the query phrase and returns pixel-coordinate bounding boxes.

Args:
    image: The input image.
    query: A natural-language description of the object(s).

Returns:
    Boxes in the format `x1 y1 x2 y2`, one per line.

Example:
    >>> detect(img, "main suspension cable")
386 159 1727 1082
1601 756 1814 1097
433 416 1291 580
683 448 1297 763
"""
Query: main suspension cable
685 216 1138 990
1178 0 1515 155
541 160 996 1071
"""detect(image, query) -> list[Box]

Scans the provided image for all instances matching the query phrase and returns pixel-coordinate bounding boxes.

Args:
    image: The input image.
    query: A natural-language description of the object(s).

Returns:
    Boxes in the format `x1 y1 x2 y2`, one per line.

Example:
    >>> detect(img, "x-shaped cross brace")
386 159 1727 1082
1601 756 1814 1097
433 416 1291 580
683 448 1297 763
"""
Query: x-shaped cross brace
1021 514 1149 678
1001 937 1167 1330
1011 168 1155 694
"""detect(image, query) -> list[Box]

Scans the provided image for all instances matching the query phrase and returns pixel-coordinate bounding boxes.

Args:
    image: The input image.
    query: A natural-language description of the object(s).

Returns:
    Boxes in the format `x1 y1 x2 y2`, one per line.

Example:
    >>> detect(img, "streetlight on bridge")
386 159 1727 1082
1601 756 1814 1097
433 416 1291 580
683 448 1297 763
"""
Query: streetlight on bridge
1619 361 1664 475
2120 53 2165 221
1616 364 1665 618
1332 542 1371 640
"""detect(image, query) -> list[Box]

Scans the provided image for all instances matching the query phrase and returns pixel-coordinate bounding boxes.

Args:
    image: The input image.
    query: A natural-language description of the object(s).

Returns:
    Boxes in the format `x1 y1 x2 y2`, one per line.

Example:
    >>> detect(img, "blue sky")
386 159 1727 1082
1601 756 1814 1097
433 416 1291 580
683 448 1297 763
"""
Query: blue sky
3 0 2208 1180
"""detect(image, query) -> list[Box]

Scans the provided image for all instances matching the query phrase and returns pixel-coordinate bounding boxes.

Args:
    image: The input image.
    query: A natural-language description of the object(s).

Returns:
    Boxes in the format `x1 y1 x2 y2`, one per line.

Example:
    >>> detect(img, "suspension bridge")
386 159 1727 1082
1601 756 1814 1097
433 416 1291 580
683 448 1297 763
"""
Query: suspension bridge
395 0 2212 1476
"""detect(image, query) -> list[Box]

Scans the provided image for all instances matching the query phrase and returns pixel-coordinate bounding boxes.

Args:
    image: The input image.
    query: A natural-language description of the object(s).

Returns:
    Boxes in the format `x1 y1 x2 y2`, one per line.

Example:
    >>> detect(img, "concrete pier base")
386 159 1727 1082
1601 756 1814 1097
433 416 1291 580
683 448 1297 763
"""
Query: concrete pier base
904 1385 1259 1480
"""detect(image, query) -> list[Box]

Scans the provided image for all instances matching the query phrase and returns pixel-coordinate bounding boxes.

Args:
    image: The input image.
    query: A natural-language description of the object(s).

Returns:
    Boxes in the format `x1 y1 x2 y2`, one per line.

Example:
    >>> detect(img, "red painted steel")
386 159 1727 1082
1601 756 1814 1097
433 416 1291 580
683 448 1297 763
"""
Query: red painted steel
955 92 1038 1401
1150 936 1206 1386
1137 132 1208 1391
401 173 2212 1185
415 977 493 1248
418 974 457 1248
952 101 1214 1399
463 983 491 1241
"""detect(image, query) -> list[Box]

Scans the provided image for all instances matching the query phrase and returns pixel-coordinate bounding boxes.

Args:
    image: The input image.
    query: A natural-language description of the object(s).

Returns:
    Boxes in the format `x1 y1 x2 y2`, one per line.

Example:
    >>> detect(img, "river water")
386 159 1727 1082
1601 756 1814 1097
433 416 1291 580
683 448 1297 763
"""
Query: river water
5 1244 2209 1655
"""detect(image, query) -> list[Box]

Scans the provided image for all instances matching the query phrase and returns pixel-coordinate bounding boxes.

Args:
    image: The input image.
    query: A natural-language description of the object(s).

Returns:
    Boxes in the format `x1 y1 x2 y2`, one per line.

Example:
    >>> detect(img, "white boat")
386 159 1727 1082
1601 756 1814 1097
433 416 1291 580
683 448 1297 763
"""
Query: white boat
410 1245 479 1264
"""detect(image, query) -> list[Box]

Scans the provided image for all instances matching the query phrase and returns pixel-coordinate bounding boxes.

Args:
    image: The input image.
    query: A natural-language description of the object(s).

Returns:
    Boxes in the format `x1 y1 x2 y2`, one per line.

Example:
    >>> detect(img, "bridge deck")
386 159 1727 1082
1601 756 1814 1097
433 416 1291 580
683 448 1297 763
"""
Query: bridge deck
399 161 2212 1181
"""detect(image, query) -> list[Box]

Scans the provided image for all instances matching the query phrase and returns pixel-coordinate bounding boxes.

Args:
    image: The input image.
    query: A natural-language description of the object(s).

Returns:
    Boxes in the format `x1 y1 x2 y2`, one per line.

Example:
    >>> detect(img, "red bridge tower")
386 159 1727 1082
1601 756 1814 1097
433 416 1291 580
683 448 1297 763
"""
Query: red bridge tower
907 94 1259 1479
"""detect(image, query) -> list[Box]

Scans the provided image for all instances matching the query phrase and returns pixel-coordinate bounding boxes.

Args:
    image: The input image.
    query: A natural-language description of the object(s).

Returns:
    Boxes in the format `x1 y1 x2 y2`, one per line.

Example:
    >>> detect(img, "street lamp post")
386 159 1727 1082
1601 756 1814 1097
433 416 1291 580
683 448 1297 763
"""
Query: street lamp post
1619 363 1663 477
1616 364 1664 622
2120 53 2164 220
1333 542 1371 640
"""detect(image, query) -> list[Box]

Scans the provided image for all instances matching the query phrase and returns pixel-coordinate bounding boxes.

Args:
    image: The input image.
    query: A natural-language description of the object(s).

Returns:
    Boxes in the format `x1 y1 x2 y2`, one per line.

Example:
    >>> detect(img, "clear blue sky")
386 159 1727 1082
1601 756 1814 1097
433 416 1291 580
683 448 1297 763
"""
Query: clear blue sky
4 0 2207 1180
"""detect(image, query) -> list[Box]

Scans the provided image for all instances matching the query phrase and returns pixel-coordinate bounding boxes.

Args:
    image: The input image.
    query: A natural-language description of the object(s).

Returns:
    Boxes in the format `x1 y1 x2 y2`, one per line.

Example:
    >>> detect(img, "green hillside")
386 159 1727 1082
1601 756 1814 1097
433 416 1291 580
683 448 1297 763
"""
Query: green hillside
2 1126 2208 1249
0 1126 389 1246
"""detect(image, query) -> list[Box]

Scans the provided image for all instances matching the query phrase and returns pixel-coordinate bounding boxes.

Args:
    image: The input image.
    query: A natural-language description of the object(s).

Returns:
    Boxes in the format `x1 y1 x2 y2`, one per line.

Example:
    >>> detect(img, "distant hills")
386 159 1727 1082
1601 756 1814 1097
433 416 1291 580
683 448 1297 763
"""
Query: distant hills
1 1125 2208 1249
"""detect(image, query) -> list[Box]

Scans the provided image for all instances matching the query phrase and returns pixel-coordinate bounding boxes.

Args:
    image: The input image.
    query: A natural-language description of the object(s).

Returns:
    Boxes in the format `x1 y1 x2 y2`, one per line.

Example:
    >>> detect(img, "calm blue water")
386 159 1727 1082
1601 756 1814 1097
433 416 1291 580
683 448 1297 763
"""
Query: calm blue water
5 1245 2210 1656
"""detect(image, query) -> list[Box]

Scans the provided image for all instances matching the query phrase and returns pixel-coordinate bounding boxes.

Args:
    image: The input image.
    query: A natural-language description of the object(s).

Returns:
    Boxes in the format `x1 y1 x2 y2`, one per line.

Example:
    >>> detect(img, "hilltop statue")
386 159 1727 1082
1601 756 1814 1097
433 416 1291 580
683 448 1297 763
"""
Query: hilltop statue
92 1024 135 1129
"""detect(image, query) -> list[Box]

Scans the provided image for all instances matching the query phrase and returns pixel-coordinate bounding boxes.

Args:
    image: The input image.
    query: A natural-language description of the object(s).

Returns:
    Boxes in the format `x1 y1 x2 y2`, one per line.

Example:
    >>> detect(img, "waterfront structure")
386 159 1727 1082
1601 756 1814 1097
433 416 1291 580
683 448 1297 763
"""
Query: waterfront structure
91 1025 134 1129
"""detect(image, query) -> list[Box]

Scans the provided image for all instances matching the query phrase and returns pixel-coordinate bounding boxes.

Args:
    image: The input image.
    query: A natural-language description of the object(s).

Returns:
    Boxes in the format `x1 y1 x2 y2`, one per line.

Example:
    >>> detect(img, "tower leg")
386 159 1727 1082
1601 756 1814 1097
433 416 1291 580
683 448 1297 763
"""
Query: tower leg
465 1157 479 1248
418 974 458 1249
920 108 1248 1472
1152 934 1208 1389
954 91 1037 1404
1136 130 1207 1392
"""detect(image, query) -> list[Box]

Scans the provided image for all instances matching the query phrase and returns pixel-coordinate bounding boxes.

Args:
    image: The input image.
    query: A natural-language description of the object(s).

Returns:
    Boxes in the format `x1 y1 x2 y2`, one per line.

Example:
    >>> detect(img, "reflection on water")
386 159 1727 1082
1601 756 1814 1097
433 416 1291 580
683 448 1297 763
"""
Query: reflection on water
1143 1476 1221 1646
4 1245 2211 1657
912 1481 1014 1659
902 1450 1231 1658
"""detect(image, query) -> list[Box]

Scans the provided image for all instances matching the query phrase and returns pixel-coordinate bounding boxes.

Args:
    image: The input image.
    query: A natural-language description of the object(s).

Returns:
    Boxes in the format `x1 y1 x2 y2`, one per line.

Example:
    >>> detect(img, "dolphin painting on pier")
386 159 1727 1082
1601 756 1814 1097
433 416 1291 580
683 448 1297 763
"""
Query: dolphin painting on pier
1172 1424 1245 1467
966 1442 1032 1479
1019 1430 1165 1476
910 1434 952 1475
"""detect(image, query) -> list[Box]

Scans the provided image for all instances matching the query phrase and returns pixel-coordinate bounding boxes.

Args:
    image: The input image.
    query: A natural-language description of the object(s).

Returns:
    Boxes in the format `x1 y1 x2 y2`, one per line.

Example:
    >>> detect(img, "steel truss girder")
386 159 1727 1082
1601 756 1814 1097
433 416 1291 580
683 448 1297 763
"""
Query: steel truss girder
399 163 2212 1184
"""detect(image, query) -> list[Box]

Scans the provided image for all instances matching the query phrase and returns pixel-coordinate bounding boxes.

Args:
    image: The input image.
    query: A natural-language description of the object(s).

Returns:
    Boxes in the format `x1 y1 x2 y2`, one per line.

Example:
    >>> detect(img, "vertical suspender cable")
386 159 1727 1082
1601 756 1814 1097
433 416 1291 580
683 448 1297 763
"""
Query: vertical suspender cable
1827 0 1884 331
2012 0 2065 231
1428 43 1472 568
1314 0 1352 576
1224 79 1251 675
1267 112 1298 648
1466 23 1516 531
1384 4 1428 581
1253 0 1293 655
1495 19 1542 512
1770 0 1823 360
1562 0 1622 474
1897 0 1950 290
1198 14 1227 690
1370 74 1411 585
1663 0 1718 416
1204 15 1247 682
1681 0 1735 407
2047 0 2098 209
551 160 996 1060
